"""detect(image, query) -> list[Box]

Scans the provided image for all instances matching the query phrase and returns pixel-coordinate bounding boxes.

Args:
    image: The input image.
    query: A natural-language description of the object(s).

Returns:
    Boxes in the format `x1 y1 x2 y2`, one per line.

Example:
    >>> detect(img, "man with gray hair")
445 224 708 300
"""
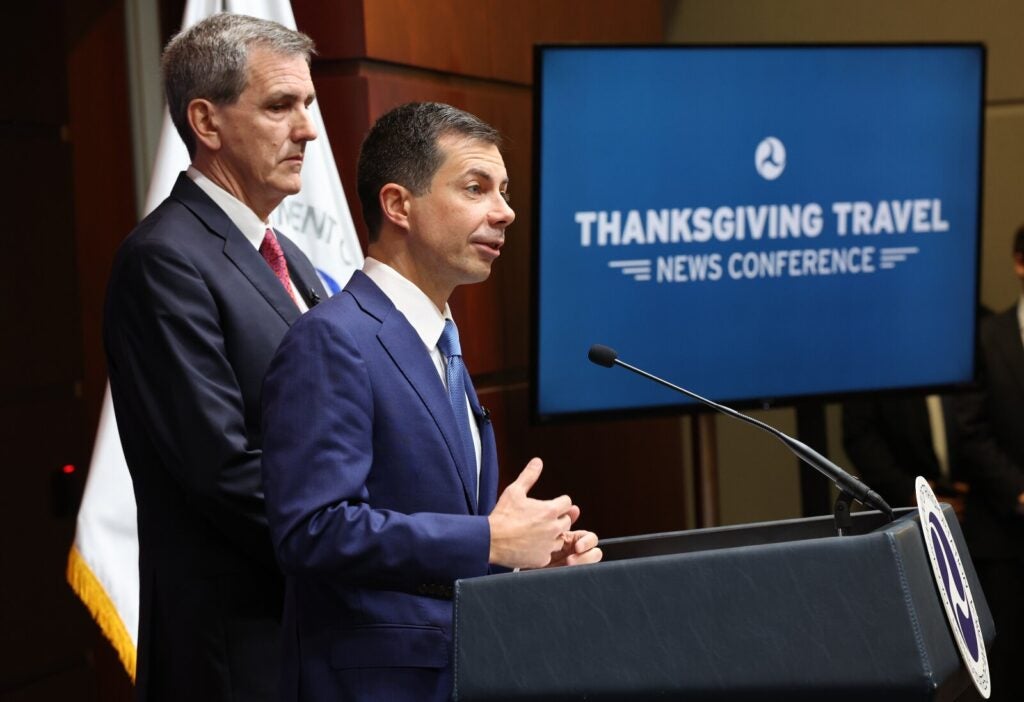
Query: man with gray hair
103 13 327 700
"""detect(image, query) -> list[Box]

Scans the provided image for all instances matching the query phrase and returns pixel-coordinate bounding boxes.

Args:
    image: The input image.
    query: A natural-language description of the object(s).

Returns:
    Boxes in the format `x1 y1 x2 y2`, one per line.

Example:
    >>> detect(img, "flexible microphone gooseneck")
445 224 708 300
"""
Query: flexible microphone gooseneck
588 344 894 521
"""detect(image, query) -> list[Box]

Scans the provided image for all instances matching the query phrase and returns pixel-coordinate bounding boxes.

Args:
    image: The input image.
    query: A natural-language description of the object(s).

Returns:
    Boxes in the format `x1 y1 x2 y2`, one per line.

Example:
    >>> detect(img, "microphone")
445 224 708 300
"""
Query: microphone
588 344 894 521
588 344 619 368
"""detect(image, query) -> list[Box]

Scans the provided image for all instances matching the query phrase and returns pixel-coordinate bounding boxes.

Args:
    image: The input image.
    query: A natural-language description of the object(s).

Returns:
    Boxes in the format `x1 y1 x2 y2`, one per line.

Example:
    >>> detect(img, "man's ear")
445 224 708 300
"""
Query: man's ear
379 183 412 231
188 98 221 152
1014 252 1024 283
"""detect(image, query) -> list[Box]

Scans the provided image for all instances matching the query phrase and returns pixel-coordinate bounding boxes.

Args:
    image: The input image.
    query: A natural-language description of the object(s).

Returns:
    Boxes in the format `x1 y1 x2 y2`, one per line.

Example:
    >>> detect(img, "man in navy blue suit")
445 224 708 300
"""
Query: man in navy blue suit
262 102 602 701
103 14 326 701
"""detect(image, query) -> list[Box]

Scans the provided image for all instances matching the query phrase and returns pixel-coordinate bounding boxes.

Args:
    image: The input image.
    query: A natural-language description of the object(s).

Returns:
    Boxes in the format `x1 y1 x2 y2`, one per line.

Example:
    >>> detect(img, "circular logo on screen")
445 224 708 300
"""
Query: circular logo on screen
755 137 786 180
915 477 990 698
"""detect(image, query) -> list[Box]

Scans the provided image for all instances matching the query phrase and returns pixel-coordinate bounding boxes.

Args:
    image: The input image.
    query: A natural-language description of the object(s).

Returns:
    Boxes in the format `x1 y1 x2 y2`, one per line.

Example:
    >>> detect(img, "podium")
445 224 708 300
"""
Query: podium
452 507 993 701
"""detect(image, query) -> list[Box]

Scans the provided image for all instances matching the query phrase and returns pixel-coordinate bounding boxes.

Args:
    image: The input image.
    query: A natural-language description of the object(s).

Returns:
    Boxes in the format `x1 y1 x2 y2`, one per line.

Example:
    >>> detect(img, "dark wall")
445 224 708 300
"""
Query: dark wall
0 0 135 699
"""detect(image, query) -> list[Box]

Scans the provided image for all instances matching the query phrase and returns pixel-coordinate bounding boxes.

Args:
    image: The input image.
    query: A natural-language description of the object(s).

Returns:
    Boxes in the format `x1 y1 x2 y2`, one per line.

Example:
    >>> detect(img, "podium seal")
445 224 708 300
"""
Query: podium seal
915 476 990 698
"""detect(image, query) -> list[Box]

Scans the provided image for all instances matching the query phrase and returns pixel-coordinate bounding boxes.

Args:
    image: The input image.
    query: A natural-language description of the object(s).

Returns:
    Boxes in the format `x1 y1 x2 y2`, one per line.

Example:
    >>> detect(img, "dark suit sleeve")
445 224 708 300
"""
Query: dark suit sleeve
951 355 1024 518
261 310 491 587
106 238 274 565
841 399 916 505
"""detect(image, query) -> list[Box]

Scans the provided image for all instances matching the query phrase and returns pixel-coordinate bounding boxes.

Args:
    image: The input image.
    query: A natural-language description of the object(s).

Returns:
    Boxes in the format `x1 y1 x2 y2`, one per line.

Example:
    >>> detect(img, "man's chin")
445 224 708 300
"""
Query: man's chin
272 177 304 200
465 265 493 285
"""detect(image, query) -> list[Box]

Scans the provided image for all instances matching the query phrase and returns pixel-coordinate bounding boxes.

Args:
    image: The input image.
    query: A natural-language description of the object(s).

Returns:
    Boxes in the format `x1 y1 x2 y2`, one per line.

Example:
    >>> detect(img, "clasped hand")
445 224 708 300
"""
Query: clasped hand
487 458 602 570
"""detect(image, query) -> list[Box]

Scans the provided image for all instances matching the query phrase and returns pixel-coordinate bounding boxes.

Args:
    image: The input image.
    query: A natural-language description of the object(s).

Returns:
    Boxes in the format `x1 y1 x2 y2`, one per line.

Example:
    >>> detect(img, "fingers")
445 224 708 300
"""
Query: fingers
565 504 581 526
488 457 595 570
565 547 603 566
550 494 573 516
568 530 599 554
511 458 544 494
557 530 598 555
545 531 601 568
550 504 579 539
509 461 575 519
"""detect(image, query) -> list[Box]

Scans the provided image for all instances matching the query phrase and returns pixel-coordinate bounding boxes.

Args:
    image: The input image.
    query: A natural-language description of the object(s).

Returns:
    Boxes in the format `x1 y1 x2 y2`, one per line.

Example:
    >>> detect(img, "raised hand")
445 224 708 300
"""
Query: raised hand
487 458 577 569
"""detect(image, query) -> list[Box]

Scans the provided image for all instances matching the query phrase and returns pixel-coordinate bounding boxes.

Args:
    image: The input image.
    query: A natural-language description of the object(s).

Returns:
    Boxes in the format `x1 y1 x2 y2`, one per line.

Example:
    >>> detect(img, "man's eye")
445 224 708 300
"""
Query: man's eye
467 184 481 194
500 191 511 204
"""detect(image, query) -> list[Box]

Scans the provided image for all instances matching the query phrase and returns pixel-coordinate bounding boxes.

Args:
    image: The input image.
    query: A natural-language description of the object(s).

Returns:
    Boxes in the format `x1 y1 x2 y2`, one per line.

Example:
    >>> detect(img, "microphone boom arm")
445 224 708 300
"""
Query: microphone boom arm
608 356 895 523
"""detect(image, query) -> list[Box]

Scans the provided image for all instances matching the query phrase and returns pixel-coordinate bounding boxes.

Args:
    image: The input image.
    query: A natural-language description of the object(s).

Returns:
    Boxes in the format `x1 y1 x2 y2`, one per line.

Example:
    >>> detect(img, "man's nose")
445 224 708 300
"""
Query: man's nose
293 104 318 142
490 194 515 227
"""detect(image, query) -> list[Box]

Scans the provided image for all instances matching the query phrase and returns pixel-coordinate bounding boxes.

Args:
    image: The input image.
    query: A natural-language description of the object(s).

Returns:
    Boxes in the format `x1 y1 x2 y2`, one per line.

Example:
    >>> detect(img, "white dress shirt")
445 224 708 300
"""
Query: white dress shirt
362 257 482 488
1017 295 1024 349
187 166 308 312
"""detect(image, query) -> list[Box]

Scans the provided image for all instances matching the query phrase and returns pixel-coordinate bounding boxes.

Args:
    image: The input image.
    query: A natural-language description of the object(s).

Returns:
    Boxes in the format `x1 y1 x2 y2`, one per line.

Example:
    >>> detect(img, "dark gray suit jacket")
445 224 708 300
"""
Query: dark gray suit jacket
952 305 1024 561
104 173 327 701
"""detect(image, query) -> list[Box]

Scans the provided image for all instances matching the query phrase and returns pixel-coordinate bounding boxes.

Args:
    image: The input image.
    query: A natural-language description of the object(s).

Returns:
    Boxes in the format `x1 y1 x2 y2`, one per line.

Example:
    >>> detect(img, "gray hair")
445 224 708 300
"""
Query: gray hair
161 13 315 158
357 102 502 239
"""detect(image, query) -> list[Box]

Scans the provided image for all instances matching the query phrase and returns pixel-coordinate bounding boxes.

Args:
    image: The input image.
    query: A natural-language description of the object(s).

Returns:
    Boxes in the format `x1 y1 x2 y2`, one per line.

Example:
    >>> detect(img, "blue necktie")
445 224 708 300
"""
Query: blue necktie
438 319 477 500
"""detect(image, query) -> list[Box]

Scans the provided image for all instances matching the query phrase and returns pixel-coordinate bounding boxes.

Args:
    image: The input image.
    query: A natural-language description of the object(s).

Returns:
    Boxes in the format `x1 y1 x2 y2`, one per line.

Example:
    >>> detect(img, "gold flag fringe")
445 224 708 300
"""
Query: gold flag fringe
66 545 136 681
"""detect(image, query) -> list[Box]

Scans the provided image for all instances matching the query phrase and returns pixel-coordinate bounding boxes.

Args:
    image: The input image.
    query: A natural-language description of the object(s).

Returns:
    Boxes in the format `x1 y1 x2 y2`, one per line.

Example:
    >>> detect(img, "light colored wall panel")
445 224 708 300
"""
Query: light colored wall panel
666 0 1024 103
715 408 803 524
982 105 1024 310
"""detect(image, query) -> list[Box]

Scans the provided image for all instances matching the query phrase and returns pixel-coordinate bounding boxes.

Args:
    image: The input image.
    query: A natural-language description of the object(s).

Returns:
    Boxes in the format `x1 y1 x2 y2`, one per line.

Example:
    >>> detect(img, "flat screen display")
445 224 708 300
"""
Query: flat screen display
532 44 984 420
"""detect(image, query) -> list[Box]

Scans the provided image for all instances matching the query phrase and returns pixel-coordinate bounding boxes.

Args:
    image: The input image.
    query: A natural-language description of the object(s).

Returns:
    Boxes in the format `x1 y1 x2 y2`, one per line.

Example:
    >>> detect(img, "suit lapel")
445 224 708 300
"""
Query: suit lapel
279 232 328 308
466 381 498 514
990 308 1024 395
169 173 302 325
348 272 480 513
224 234 303 325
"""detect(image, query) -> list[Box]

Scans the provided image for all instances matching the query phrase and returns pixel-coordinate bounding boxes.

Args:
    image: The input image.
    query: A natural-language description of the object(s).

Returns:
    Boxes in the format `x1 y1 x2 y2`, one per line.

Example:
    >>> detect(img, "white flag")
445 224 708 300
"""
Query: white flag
66 0 362 678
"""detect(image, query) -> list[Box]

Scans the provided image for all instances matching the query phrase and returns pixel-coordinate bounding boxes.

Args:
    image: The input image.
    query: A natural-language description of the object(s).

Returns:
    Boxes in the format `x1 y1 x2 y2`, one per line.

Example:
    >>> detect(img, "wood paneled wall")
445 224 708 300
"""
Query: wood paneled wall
1 1 137 700
293 0 689 538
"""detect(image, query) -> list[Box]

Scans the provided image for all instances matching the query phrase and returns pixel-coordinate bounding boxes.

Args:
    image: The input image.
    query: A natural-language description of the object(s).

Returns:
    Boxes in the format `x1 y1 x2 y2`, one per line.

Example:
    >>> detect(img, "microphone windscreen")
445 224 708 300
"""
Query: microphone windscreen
588 344 618 368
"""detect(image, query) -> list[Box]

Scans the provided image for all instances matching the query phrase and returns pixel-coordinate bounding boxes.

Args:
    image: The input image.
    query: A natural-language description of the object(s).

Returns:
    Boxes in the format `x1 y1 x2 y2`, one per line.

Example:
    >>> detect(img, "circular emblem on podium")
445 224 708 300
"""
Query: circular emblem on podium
915 476 990 698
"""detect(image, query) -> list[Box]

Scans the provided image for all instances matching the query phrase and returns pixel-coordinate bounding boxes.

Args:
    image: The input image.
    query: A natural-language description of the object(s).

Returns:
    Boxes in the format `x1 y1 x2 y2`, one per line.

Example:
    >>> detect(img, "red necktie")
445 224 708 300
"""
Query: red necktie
259 229 295 301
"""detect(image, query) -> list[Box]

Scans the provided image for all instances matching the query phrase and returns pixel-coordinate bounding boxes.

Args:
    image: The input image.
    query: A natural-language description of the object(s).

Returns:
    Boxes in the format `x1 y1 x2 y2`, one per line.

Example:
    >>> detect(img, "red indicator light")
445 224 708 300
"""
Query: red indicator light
62 464 76 475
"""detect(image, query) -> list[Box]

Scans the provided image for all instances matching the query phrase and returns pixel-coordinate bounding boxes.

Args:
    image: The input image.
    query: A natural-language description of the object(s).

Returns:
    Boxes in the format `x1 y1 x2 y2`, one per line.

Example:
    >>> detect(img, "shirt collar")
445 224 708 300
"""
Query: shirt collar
187 166 270 250
362 257 452 351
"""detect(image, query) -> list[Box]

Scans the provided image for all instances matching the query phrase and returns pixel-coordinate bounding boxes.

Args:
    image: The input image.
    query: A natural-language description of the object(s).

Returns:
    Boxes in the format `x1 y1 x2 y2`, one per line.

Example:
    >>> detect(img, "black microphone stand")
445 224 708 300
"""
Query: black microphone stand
589 346 894 535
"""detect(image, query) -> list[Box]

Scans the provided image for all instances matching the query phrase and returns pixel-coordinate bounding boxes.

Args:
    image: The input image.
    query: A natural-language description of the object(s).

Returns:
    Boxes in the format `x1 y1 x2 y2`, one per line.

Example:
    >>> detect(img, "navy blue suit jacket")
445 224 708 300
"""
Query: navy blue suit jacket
262 270 499 701
104 173 326 701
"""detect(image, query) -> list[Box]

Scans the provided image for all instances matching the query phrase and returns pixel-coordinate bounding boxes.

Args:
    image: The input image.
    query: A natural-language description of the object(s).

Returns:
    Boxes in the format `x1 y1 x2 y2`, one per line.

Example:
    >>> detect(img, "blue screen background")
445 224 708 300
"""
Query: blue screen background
535 46 982 417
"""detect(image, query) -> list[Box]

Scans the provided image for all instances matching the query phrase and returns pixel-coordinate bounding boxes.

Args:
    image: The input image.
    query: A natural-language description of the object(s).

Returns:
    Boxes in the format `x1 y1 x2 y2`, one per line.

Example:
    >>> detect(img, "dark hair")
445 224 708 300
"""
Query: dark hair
356 102 501 239
1014 224 1024 258
162 13 314 158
